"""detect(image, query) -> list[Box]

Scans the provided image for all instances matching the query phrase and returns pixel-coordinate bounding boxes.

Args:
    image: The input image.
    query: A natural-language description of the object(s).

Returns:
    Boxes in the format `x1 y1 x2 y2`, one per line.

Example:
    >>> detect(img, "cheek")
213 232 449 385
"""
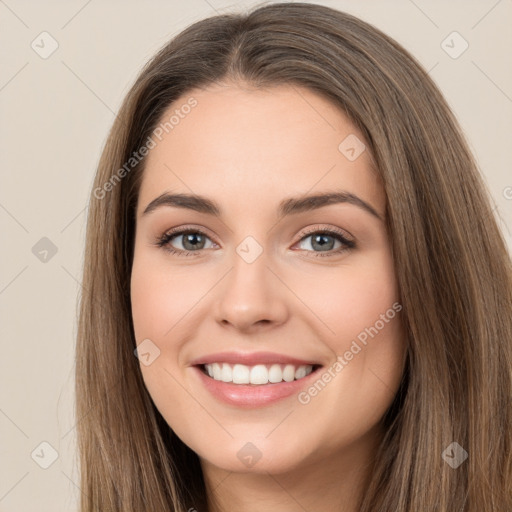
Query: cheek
130 253 201 431
292 251 400 349
131 270 175 341
289 252 405 420
130 252 201 342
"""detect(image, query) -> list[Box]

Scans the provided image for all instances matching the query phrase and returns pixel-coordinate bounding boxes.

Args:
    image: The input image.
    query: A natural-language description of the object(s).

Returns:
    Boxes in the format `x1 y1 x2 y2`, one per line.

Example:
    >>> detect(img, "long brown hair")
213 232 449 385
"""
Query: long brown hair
75 2 512 510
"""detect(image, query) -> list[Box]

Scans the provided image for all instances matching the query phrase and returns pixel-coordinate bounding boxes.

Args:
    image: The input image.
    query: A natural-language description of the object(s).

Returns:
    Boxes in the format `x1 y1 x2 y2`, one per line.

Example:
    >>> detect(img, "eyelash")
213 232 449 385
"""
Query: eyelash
153 225 356 258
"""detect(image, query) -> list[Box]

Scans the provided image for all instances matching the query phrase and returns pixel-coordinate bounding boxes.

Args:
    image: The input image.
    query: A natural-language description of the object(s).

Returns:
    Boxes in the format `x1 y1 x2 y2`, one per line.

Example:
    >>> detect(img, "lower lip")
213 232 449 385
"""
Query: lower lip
192 365 321 408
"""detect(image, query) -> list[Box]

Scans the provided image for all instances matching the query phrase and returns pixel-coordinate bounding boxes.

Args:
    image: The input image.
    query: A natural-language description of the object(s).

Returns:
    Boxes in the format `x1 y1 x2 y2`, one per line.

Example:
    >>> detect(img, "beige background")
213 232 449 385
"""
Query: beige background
1 0 511 510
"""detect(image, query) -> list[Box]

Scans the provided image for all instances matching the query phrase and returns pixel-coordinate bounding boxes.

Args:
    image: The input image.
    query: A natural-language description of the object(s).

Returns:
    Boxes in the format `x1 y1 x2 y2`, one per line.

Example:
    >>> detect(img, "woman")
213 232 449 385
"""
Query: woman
76 2 512 511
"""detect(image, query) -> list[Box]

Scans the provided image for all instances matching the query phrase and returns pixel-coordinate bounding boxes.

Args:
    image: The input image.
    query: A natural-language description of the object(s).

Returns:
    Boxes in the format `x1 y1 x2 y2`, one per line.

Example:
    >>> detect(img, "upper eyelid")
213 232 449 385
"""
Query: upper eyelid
299 225 354 240
163 225 218 245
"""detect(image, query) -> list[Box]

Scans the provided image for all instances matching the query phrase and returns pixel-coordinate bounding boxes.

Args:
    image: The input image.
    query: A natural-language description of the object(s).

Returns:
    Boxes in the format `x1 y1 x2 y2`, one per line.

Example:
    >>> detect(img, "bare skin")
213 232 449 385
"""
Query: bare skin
130 82 407 512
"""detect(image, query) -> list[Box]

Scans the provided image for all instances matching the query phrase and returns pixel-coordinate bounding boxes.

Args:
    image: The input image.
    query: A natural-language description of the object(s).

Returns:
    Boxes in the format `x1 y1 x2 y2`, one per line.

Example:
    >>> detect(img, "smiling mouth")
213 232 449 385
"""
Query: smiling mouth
198 362 322 385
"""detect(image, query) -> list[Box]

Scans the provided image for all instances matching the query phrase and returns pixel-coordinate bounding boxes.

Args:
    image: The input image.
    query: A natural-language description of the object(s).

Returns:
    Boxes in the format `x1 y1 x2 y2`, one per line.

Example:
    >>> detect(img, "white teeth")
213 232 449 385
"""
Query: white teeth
203 363 314 385
221 363 232 382
268 364 283 383
250 364 268 384
232 364 250 384
212 363 222 380
282 364 295 382
294 366 306 379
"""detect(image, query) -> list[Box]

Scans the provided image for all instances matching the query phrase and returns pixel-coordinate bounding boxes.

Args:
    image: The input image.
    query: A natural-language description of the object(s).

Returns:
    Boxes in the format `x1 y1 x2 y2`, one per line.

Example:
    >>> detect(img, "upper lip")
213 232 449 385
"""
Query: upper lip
189 351 322 367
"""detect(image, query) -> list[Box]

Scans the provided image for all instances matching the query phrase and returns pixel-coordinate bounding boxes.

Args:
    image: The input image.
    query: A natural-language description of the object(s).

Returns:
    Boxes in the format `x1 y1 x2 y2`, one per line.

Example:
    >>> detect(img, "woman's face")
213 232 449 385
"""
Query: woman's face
130 82 406 475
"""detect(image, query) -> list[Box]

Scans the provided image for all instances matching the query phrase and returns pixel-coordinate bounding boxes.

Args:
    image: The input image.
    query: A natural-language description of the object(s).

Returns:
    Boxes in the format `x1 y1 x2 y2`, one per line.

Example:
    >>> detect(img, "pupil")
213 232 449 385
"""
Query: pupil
312 234 333 251
184 233 204 250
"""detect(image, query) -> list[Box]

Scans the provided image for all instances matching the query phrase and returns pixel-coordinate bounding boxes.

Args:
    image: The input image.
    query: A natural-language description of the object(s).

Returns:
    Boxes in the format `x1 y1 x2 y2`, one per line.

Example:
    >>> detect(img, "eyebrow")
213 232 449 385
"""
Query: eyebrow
141 191 383 221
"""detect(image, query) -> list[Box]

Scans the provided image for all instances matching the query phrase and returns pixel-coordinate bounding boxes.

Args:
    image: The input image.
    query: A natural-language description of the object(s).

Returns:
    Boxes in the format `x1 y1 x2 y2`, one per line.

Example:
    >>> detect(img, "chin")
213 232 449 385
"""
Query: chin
196 436 315 475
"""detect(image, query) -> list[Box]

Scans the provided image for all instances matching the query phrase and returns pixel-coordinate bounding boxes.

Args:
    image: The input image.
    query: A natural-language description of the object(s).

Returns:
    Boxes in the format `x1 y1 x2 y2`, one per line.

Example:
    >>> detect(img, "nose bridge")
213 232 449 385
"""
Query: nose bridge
231 235 268 289
213 234 288 330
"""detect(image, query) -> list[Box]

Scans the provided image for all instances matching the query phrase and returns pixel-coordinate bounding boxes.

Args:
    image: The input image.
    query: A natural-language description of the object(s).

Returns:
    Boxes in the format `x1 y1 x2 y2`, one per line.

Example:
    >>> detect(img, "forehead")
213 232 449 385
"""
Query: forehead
136 83 384 218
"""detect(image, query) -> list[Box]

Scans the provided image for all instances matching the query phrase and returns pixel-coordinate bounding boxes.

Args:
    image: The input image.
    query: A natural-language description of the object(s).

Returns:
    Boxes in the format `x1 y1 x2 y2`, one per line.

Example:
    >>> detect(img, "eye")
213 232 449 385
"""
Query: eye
154 227 216 256
154 225 356 258
294 227 355 258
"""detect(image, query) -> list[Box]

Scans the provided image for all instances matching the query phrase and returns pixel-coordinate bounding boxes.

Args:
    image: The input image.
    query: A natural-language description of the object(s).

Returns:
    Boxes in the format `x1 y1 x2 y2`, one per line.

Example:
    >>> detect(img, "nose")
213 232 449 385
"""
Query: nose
213 250 289 333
